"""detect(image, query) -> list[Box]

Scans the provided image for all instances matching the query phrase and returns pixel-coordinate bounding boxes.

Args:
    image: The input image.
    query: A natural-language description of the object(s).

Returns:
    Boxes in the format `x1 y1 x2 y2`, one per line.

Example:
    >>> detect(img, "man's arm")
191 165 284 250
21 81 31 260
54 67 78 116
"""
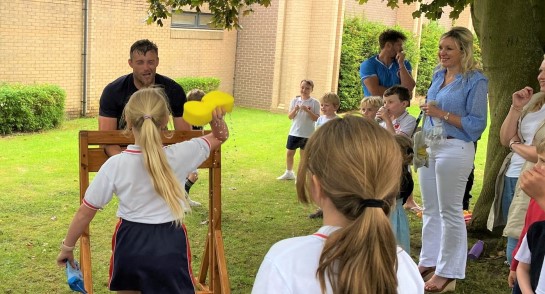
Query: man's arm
396 52 415 92
363 76 387 96
174 117 191 131
398 64 416 92
98 115 122 156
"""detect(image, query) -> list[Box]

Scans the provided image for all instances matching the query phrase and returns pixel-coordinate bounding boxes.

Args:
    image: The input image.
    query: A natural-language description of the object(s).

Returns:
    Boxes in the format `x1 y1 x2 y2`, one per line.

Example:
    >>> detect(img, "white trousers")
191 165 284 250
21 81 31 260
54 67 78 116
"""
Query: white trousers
418 139 474 279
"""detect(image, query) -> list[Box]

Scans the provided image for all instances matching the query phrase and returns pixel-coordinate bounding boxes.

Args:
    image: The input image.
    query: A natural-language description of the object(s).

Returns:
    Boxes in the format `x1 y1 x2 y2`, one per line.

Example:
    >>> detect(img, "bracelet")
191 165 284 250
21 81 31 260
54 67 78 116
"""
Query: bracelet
509 141 521 151
511 105 523 112
60 240 75 251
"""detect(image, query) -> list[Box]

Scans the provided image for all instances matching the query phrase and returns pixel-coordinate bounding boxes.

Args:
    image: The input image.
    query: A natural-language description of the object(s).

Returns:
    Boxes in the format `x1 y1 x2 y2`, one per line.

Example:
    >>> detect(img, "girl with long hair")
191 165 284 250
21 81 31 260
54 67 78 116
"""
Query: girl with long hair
253 115 423 294
57 87 228 293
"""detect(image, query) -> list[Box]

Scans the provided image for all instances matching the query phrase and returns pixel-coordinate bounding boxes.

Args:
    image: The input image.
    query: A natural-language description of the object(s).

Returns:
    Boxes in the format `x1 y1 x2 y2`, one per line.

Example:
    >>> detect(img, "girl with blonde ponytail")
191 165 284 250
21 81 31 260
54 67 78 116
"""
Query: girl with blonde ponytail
57 87 228 293
252 115 423 294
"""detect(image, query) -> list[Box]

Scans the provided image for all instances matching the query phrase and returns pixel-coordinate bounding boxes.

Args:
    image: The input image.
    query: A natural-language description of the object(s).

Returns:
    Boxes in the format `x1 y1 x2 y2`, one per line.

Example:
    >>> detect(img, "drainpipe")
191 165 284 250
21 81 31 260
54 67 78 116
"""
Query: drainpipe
81 0 89 117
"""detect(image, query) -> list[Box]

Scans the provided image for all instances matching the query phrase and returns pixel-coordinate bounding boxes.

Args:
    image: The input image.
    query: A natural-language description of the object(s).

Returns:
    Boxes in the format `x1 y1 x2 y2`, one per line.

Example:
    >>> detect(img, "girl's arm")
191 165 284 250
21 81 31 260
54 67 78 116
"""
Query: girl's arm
203 107 229 152
500 87 533 146
56 204 98 267
511 144 538 163
516 262 535 294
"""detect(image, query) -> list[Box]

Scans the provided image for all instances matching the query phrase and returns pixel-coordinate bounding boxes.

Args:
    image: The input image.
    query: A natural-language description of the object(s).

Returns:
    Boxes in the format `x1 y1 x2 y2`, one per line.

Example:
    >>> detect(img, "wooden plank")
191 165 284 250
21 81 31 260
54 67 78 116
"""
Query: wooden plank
215 230 231 294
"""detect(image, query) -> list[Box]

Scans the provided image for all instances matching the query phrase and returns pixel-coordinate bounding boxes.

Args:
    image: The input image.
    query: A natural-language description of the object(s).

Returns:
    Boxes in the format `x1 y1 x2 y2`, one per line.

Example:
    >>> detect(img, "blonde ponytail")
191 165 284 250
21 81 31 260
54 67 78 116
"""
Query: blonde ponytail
123 87 188 225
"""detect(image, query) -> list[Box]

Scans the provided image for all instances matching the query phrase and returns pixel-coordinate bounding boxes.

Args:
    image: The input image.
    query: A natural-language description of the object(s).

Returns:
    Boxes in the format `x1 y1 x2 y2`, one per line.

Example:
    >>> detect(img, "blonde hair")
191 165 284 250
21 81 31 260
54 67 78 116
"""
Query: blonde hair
122 87 188 225
320 92 340 108
360 96 383 109
187 89 205 102
394 135 414 166
296 115 401 294
439 27 480 74
528 56 545 112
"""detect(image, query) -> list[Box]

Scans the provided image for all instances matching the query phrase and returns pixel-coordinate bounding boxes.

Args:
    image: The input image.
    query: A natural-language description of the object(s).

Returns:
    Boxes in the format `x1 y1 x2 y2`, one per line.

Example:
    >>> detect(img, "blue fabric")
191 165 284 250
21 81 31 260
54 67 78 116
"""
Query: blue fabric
425 69 488 142
390 198 410 253
502 176 519 221
502 176 519 265
507 236 519 266
359 55 412 96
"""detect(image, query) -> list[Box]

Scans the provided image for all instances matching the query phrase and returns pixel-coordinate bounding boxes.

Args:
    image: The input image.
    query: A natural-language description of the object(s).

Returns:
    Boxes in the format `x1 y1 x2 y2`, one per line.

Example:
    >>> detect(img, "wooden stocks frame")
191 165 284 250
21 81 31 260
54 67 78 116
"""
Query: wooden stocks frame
78 130 230 293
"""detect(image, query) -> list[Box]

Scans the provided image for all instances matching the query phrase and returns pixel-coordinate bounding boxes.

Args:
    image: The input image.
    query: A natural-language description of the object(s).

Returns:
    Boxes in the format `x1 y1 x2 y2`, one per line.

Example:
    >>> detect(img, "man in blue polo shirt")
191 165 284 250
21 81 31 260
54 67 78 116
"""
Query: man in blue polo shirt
359 29 416 96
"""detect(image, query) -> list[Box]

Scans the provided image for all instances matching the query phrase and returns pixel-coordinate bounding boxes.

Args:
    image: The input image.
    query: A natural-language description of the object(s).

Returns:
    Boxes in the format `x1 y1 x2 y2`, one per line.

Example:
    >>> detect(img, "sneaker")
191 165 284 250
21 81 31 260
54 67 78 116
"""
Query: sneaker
188 198 202 207
309 209 323 219
276 170 295 180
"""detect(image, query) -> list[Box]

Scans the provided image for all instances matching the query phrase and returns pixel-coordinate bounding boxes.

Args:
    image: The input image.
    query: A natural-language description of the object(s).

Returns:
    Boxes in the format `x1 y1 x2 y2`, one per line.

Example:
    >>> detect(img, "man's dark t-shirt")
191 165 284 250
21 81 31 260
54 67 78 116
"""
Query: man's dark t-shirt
99 73 186 129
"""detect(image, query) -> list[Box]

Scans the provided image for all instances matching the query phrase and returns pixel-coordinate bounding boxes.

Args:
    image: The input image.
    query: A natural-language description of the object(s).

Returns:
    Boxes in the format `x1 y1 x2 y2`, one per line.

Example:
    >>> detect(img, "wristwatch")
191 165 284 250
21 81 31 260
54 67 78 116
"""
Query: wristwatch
443 112 450 121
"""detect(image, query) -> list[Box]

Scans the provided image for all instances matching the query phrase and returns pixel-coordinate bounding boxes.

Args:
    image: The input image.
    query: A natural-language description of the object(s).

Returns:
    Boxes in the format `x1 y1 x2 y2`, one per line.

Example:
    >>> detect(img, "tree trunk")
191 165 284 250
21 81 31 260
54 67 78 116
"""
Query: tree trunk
470 0 545 232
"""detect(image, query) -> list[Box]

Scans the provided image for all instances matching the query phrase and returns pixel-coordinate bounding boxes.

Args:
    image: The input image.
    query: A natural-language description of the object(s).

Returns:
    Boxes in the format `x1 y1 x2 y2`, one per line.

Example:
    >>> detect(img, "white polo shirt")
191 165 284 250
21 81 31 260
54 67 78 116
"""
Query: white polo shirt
288 96 320 138
83 138 210 224
380 111 417 137
515 234 545 294
252 226 424 293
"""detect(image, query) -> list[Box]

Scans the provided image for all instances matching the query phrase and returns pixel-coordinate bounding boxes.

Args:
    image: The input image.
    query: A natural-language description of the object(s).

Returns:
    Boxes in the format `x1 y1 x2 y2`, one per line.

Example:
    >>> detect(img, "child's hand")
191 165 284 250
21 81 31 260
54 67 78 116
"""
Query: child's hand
508 270 517 288
376 106 389 121
57 251 75 268
520 165 545 200
210 107 228 143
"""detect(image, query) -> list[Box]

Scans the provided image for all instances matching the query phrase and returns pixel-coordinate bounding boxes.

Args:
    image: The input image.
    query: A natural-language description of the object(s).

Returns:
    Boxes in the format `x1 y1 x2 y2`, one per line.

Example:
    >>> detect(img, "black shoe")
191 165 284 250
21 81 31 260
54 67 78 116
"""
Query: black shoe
309 209 323 219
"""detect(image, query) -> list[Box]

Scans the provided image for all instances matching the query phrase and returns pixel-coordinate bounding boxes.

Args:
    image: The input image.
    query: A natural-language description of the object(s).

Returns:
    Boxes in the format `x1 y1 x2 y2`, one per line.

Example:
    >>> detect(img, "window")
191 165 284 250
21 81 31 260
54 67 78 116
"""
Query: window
171 11 221 30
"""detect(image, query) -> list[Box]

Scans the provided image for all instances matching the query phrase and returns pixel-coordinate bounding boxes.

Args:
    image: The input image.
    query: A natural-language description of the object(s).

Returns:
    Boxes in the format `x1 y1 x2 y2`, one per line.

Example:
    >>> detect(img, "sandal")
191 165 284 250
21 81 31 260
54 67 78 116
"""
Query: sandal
424 277 456 293
419 267 435 282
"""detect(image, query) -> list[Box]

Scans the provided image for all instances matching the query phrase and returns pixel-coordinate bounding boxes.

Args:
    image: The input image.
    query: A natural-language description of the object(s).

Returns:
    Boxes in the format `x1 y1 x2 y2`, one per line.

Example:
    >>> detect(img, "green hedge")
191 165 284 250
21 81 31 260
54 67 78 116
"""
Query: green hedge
338 18 419 112
0 84 65 135
174 77 221 93
416 22 445 96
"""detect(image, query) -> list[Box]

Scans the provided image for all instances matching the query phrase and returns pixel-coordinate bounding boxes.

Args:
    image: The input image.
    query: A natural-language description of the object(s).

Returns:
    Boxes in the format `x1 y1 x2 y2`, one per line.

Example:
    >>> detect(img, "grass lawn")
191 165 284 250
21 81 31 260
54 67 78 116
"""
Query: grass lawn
0 106 510 293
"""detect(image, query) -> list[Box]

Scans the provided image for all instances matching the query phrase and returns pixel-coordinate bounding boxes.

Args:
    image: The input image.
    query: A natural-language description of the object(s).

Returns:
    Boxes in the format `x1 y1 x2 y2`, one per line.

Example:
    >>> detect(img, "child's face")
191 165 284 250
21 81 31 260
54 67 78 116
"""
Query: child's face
360 104 379 119
320 102 337 116
383 94 408 117
300 82 313 98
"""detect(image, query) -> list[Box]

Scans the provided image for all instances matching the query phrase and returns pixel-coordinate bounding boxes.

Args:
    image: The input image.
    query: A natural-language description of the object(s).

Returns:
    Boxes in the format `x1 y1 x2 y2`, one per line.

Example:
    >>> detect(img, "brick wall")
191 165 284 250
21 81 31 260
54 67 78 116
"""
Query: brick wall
0 0 83 117
233 1 280 110
0 0 237 118
235 0 344 111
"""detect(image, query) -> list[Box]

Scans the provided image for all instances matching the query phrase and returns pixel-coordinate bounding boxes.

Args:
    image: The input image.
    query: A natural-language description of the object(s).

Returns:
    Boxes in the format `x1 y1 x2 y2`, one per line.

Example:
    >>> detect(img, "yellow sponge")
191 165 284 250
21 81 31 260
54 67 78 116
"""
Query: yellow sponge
202 91 234 113
183 101 215 126
183 91 235 126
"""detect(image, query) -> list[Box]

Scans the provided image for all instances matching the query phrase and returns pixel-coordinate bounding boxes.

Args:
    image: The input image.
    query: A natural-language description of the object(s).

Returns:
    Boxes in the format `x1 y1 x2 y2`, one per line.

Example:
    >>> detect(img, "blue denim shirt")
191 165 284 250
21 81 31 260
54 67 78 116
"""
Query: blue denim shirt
426 69 488 142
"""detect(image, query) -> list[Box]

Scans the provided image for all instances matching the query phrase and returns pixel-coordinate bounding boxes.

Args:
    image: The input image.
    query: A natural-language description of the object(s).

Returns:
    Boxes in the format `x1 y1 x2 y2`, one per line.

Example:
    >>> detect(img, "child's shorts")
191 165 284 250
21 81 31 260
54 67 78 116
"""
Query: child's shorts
109 219 195 293
286 135 308 150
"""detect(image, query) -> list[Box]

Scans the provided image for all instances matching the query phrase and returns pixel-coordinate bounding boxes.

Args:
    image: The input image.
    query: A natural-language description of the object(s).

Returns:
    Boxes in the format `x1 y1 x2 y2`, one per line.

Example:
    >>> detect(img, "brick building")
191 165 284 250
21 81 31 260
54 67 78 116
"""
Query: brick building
0 0 471 117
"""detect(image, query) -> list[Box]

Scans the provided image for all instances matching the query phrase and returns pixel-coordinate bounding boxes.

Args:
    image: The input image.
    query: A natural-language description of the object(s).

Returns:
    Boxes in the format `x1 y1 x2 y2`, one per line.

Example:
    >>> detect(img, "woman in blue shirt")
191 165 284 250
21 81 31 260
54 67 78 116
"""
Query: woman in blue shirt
418 27 488 293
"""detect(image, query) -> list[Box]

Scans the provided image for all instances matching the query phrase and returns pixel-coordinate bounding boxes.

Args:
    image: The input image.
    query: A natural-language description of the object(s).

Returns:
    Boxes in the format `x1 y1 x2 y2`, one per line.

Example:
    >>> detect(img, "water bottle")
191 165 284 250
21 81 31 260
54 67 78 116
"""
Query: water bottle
375 106 385 122
468 240 484 260
66 260 88 293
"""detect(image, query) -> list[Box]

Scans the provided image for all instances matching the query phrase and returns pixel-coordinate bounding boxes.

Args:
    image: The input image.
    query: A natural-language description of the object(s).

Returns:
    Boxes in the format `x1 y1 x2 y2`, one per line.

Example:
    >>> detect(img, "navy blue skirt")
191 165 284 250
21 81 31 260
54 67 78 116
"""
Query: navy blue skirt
108 219 195 293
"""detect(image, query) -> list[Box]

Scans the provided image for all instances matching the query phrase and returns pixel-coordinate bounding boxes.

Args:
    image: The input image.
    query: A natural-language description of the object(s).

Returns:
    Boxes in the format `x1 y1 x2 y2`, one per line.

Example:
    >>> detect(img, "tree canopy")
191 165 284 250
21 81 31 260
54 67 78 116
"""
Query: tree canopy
147 0 271 29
